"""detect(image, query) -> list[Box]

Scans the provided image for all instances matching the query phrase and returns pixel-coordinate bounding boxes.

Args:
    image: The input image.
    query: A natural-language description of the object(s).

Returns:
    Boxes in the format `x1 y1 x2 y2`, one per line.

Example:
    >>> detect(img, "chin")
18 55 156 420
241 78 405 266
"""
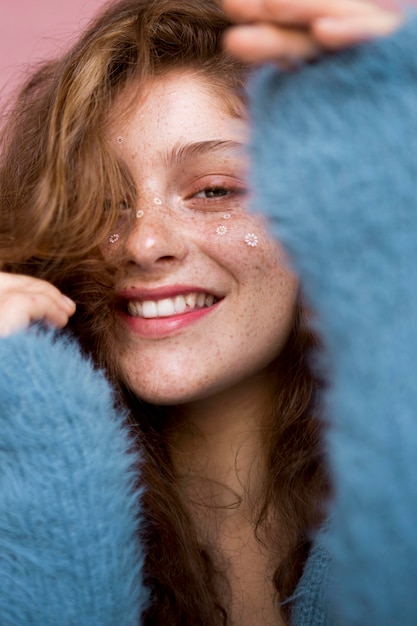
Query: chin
127 382 197 407
127 376 219 407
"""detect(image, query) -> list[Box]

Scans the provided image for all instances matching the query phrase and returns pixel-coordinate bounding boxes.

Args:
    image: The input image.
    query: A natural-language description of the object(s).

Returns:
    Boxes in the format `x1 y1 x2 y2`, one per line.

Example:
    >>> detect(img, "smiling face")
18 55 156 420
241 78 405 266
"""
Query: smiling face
104 71 298 406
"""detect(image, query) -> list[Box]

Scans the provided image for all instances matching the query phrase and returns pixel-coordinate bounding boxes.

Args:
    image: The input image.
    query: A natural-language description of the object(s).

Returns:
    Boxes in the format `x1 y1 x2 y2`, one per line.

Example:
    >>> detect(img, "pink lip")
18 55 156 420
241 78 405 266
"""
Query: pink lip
115 284 222 339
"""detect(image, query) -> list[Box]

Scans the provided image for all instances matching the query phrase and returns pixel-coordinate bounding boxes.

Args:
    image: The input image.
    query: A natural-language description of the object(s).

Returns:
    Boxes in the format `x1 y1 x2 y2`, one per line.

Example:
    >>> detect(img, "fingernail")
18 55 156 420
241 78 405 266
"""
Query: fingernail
62 296 76 309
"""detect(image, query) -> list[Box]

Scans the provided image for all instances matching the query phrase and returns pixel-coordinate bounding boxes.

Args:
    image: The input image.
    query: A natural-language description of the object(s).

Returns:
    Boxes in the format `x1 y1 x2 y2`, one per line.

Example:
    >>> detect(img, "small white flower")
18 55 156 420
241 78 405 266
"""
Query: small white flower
153 197 162 205
244 233 258 247
108 233 120 244
216 225 228 236
136 210 144 218
223 213 231 220
116 136 124 144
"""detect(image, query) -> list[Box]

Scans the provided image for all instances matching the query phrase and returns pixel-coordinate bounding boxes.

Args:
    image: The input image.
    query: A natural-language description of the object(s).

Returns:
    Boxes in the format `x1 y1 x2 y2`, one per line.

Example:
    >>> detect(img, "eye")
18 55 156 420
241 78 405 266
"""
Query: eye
188 183 247 211
103 199 132 213
193 187 230 199
102 198 133 236
118 199 132 212
184 172 248 214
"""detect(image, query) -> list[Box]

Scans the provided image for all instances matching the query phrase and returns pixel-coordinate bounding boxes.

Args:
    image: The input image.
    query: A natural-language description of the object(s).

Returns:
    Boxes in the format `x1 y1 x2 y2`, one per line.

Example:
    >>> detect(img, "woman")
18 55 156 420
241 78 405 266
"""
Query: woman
0 0 411 624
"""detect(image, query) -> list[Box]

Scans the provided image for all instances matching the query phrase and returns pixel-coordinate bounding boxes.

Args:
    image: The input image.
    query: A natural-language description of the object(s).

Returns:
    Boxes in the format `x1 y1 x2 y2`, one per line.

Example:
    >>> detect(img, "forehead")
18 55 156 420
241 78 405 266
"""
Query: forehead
110 71 248 151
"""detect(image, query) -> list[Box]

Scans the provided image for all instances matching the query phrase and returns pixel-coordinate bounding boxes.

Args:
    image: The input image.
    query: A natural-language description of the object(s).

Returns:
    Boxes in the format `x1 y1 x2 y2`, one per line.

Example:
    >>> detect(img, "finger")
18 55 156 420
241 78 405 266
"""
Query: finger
224 23 320 64
223 0 379 26
313 11 403 48
0 272 76 313
0 272 66 300
0 293 74 337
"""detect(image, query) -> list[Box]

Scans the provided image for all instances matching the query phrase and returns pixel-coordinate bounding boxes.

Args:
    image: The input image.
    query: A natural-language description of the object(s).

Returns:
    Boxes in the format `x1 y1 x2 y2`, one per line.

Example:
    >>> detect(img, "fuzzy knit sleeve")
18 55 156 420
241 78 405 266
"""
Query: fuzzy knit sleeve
248 13 417 626
0 331 147 626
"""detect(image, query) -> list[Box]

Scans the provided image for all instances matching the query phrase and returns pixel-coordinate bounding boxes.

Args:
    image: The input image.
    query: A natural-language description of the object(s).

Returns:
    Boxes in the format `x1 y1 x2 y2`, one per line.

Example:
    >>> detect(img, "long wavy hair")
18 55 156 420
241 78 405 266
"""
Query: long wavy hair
0 0 328 623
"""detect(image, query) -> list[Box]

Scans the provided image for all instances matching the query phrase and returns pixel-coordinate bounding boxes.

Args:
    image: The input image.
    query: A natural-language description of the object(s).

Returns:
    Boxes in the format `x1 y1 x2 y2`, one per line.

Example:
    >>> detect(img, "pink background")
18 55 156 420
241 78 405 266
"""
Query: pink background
0 0 107 103
0 0 411 104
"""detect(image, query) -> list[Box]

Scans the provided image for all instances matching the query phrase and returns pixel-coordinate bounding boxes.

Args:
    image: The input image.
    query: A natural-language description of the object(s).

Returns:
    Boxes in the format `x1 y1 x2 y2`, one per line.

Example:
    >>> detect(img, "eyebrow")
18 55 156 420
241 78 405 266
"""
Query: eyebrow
166 140 245 166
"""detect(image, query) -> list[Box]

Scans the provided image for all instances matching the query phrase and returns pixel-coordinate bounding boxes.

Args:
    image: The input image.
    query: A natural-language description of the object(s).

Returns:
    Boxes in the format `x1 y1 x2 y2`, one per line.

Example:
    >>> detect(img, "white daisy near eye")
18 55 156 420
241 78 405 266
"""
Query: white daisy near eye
108 233 120 244
216 225 228 236
244 233 258 247
116 136 124 144
136 210 144 218
223 213 231 220
153 197 162 205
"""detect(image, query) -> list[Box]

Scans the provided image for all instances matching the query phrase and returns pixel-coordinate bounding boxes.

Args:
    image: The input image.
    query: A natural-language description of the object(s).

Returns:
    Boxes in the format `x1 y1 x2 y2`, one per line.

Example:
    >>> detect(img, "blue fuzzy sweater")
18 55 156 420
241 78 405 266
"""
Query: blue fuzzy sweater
0 335 147 625
249 13 417 626
1 16 417 626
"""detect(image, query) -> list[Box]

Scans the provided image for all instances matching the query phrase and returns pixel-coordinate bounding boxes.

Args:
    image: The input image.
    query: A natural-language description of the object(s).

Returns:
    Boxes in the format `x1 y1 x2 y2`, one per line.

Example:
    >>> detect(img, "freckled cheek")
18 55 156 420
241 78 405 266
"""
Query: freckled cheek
195 212 268 258
197 213 296 282
236 231 299 311
98 213 136 260
99 240 117 261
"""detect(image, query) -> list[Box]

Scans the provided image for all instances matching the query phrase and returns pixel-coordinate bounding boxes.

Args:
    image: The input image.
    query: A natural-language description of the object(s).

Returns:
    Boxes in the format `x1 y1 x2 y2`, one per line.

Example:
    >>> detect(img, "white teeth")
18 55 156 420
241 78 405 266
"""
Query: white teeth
127 301 142 316
174 295 187 314
142 300 158 318
185 293 197 308
127 292 217 319
157 298 175 317
196 293 206 308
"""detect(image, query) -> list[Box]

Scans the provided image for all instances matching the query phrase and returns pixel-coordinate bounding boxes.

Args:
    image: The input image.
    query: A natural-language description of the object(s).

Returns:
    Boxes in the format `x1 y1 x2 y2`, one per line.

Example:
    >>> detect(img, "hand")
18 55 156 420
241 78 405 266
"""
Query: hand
222 0 403 66
0 272 76 337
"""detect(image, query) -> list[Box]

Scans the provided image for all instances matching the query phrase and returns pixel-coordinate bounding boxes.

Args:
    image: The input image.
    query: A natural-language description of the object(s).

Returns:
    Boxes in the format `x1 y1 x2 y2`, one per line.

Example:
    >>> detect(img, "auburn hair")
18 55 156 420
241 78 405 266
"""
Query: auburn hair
0 0 327 623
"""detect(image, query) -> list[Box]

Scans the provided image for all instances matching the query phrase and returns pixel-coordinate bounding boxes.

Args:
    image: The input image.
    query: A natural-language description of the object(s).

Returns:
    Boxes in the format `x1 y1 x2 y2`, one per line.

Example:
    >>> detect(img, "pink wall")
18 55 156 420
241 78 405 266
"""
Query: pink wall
0 0 107 102
0 0 411 104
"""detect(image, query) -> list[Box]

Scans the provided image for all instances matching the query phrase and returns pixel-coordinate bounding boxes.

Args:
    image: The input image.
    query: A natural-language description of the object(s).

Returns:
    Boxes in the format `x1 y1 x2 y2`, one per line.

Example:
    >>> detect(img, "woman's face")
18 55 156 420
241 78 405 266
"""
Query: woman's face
105 71 298 405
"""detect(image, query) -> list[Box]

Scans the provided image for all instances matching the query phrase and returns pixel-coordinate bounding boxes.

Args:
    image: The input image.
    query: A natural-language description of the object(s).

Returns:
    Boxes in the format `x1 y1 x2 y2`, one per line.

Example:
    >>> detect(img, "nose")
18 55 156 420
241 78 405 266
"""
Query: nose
122 200 188 271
